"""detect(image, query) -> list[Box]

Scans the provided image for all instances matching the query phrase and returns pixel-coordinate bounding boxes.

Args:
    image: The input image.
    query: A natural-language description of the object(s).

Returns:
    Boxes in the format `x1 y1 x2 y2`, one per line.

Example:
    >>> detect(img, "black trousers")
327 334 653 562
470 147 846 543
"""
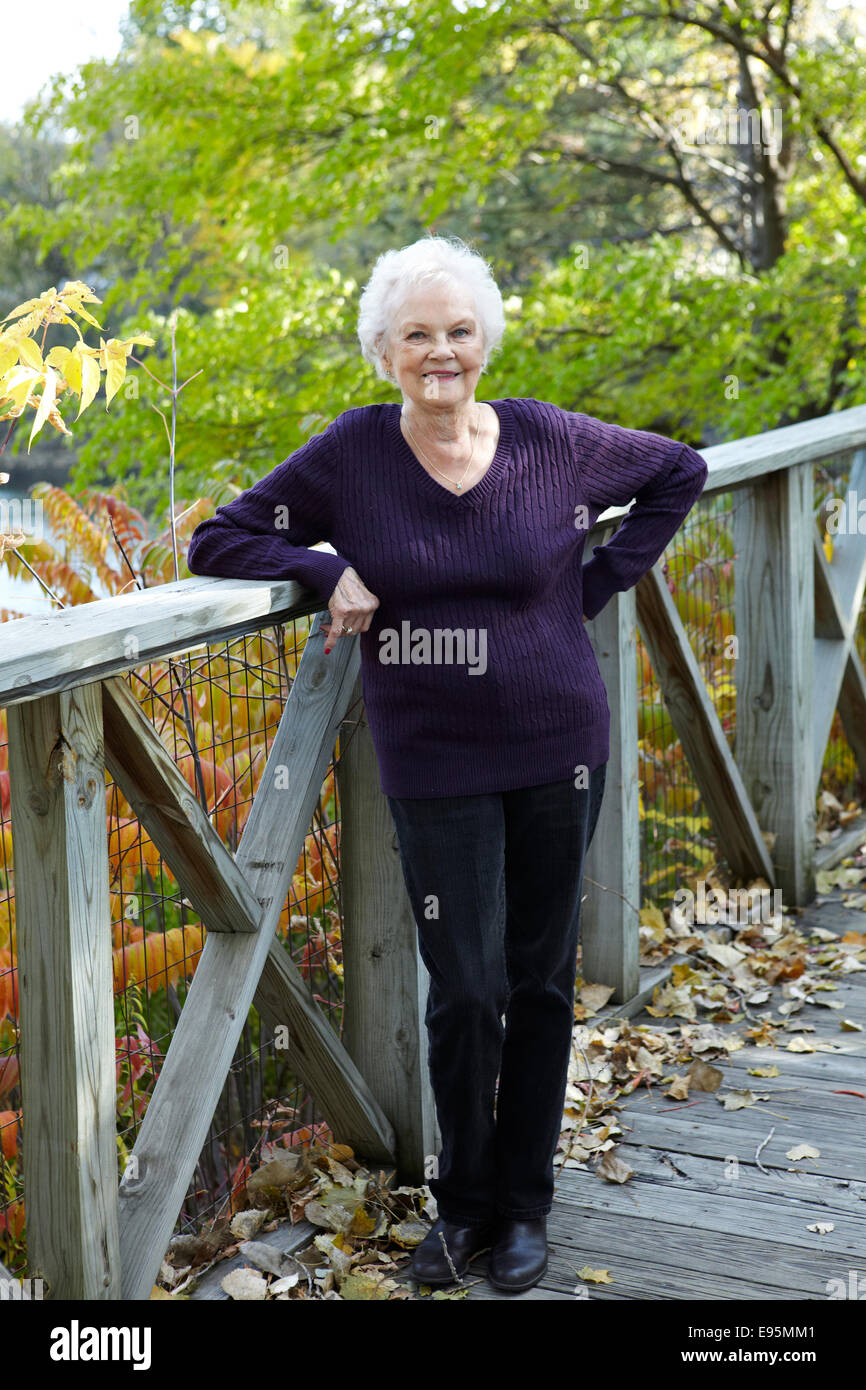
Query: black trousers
386 762 607 1225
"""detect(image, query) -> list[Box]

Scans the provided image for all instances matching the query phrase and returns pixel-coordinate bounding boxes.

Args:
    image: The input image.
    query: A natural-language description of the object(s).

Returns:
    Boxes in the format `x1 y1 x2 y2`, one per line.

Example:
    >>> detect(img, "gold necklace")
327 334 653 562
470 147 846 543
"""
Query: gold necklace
401 405 481 491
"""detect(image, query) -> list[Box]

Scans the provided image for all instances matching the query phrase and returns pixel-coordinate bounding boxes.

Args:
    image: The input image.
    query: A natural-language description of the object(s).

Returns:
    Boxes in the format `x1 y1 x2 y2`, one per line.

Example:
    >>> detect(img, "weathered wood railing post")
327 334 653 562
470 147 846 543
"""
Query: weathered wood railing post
582 575 641 1004
336 673 439 1184
733 460 816 906
6 682 120 1299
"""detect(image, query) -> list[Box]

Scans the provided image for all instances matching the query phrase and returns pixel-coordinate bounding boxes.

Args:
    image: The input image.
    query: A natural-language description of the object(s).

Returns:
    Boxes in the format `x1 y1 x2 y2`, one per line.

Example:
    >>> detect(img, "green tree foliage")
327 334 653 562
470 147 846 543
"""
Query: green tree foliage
1 0 863 514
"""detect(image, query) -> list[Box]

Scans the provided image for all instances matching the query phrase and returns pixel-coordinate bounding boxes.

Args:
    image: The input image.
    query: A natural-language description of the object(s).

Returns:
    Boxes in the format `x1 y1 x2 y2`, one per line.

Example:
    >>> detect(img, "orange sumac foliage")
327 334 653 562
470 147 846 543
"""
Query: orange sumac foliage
175 751 238 844
0 1054 19 1100
0 1198 24 1244
0 1109 21 1161
287 821 338 922
112 924 205 995
0 950 18 1023
109 814 165 887
227 1155 253 1216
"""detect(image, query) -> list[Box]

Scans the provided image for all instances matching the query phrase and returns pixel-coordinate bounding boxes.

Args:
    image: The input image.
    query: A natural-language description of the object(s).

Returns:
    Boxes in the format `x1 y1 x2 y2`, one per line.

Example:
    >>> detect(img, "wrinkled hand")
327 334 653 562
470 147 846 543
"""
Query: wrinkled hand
321 566 380 654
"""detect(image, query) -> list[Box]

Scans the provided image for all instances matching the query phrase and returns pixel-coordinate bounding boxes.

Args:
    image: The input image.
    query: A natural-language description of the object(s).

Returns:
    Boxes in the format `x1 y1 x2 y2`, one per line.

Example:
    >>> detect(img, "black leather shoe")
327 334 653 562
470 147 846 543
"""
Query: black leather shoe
410 1216 495 1285
488 1216 548 1292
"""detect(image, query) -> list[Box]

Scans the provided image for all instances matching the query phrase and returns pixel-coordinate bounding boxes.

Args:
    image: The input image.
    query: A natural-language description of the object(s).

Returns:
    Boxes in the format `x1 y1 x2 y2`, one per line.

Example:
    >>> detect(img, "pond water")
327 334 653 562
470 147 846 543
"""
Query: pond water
0 486 114 617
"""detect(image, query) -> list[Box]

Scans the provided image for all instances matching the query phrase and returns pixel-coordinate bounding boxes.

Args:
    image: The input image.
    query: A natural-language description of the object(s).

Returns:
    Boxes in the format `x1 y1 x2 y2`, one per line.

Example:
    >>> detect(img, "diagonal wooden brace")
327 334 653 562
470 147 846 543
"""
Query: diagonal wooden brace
635 563 776 885
116 617 396 1301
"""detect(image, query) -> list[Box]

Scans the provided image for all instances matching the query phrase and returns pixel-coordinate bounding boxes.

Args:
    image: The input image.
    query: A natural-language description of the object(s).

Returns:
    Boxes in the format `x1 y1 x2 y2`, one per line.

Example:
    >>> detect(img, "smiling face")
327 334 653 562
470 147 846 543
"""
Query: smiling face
381 280 486 411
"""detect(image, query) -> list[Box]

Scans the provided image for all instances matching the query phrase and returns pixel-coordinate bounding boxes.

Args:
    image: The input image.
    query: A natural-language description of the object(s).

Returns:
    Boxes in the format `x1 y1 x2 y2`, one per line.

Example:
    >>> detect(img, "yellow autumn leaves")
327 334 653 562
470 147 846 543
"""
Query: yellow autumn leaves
0 281 154 450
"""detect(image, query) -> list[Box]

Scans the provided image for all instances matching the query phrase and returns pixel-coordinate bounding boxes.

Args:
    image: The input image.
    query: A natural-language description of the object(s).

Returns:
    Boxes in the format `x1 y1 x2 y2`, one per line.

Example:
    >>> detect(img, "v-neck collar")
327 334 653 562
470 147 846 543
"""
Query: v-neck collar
388 398 514 507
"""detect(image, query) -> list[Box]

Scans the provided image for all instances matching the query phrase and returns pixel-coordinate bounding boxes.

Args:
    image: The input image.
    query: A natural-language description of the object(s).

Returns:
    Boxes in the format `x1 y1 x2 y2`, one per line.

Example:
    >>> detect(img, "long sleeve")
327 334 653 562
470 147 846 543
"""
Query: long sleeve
565 412 708 620
186 419 353 605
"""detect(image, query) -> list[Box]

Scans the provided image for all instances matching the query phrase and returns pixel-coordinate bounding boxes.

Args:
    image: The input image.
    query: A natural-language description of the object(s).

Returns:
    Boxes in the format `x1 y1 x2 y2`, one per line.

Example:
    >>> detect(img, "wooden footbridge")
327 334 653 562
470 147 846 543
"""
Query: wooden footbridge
1 403 865 1300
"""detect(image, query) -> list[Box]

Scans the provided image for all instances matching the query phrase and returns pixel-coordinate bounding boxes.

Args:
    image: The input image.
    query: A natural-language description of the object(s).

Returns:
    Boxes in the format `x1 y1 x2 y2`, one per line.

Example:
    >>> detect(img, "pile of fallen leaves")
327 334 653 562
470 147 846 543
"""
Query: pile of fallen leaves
555 855 866 1178
155 851 866 1301
542 854 866 1286
153 1143 435 1300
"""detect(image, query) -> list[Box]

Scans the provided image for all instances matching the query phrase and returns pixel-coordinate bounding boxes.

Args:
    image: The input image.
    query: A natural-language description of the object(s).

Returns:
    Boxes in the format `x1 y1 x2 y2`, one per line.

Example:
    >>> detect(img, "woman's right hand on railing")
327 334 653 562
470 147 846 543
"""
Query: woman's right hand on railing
321 566 380 654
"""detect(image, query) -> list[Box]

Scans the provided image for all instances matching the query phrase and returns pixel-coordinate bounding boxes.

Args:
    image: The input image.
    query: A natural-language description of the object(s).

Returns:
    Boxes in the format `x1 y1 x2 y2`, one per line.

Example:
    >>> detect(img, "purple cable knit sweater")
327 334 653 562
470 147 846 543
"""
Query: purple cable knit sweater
186 397 708 797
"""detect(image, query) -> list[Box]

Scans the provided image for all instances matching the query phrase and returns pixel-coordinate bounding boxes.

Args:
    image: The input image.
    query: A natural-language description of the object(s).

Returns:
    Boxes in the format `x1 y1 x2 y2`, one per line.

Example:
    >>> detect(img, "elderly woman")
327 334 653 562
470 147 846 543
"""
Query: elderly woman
187 234 707 1294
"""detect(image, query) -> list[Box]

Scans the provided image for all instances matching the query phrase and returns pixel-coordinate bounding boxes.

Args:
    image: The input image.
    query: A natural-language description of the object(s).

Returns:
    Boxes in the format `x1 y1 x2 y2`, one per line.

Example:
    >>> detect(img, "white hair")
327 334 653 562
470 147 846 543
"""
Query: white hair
357 234 506 385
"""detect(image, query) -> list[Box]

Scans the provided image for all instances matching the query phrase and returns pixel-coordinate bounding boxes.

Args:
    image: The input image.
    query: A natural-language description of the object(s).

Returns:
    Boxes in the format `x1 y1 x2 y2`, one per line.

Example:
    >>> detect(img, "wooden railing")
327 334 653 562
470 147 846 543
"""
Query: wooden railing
1 402 865 1299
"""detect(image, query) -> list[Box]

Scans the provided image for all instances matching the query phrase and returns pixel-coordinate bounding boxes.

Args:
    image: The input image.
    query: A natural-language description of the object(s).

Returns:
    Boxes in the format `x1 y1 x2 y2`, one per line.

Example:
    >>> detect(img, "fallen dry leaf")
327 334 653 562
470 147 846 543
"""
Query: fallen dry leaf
388 1219 429 1248
786 1143 821 1161
686 1059 723 1092
339 1270 395 1300
703 942 747 969
664 1074 690 1100
580 981 616 1012
230 1209 267 1241
577 1266 613 1284
269 1272 300 1294
719 1089 770 1110
325 1156 356 1186
221 1266 268 1300
237 1240 288 1277
596 1148 634 1184
303 1199 345 1231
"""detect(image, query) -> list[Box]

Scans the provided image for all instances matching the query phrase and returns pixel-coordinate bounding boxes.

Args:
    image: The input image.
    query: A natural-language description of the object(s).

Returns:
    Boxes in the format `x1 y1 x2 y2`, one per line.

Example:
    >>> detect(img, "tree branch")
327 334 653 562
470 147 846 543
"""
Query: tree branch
541 134 745 263
597 3 866 202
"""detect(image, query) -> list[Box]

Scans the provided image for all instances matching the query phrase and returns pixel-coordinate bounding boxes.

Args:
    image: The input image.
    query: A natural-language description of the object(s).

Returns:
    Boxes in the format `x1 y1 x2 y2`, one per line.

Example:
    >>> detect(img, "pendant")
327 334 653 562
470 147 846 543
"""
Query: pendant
455 482 461 490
